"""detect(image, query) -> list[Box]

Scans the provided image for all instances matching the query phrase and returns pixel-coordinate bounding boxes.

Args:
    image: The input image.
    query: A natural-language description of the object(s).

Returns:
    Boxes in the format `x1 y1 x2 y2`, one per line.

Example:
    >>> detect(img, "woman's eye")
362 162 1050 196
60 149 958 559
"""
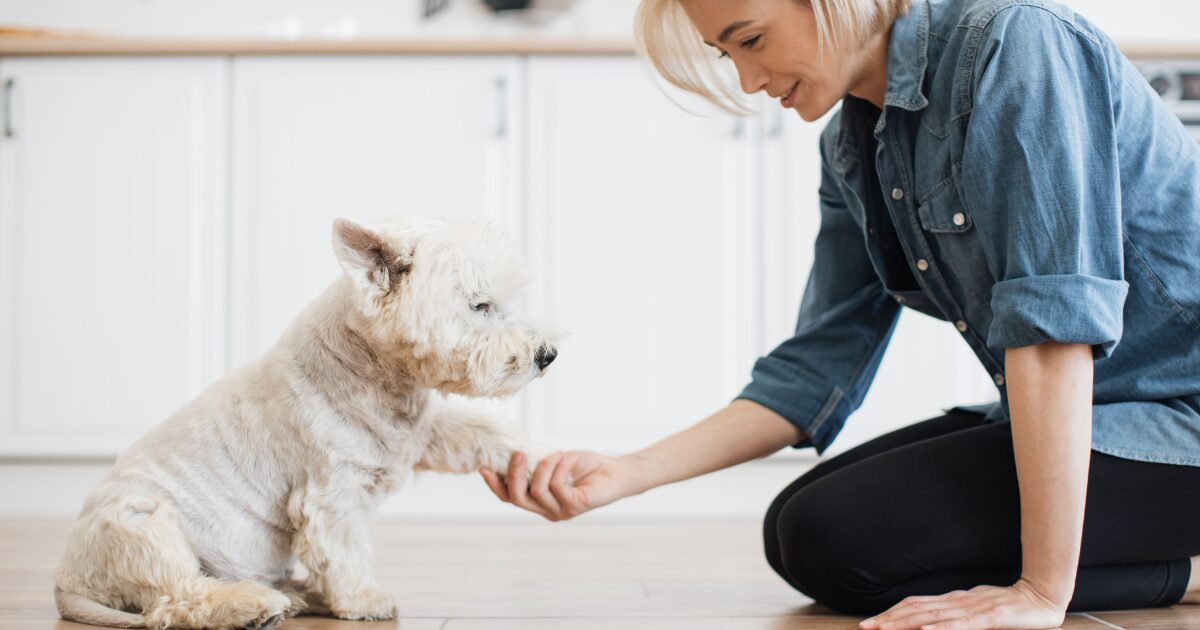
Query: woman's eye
740 35 761 49
717 35 761 58
471 302 493 314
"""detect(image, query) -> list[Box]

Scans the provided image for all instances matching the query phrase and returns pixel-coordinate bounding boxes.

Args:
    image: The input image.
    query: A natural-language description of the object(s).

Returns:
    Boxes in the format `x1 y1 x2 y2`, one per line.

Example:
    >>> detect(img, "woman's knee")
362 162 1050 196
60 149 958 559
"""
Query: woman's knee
768 484 894 615
761 466 835 586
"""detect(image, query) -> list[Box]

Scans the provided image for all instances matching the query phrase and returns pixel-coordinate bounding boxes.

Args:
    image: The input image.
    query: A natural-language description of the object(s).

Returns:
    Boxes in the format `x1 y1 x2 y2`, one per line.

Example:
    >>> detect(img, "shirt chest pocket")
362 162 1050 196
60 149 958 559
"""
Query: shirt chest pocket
915 168 996 306
917 166 972 233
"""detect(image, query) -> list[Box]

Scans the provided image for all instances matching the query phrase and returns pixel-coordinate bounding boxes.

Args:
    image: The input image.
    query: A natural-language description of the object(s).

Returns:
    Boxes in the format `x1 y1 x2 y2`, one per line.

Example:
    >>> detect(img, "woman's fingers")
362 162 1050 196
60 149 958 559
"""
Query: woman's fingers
478 467 510 502
503 452 535 509
874 601 981 630
481 450 601 522
549 454 583 517
861 592 974 629
505 452 557 521
528 451 566 519
861 583 1066 630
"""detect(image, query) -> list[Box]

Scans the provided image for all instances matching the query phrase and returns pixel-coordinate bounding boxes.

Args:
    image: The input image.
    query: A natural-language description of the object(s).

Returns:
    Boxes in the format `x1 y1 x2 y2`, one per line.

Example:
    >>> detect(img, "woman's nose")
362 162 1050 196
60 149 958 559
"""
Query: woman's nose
735 60 770 96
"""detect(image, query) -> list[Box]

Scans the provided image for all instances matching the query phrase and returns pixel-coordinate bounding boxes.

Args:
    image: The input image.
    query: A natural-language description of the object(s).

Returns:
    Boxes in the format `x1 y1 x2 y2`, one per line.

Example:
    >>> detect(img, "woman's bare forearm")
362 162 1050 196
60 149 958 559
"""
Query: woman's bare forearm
1007 342 1094 607
620 399 804 495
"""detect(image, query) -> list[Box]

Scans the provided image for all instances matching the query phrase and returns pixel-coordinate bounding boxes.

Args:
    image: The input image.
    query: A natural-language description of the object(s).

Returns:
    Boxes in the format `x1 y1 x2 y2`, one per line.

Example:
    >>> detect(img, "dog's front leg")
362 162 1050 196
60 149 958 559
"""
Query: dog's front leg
415 399 552 475
286 480 396 621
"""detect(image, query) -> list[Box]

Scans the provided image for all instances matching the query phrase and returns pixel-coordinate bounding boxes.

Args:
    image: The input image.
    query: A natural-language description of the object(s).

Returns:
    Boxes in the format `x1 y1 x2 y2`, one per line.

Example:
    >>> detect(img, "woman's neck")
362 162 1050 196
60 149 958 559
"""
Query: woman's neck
848 26 893 109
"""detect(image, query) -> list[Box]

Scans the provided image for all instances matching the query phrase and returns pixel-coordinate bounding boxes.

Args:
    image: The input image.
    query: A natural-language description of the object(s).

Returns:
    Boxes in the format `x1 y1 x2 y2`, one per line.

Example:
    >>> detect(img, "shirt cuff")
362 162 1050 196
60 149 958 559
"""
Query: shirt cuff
987 274 1129 358
736 367 849 455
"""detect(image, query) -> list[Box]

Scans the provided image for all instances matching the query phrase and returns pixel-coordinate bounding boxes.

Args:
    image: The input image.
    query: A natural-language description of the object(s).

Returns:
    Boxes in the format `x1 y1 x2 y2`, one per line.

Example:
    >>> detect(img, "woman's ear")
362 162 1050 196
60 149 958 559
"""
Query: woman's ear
331 218 413 295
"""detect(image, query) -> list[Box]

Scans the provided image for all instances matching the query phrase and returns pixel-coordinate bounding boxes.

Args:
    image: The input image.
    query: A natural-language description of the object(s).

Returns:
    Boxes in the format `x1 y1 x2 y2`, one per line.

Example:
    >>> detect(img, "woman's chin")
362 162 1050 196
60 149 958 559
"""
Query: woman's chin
793 96 838 123
794 104 823 123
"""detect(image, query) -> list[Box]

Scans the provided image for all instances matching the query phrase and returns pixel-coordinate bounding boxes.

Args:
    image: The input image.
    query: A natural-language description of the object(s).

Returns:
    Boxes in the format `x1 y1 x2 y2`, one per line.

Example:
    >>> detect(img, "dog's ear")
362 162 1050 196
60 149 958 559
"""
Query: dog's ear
331 218 413 294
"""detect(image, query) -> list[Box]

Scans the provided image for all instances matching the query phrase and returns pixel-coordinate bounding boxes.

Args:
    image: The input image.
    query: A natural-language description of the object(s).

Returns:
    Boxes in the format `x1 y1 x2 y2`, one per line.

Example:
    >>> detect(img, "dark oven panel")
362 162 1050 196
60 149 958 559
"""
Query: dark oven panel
1136 59 1200 140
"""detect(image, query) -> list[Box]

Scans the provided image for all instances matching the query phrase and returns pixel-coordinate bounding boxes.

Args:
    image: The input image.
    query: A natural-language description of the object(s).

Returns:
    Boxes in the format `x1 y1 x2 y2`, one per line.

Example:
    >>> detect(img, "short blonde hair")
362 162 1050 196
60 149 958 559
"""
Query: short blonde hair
635 0 911 113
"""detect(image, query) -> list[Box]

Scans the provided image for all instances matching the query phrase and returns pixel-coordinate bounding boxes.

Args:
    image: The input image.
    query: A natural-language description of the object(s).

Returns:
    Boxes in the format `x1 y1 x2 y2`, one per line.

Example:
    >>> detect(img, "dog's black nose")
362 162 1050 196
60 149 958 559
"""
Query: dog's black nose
535 346 557 370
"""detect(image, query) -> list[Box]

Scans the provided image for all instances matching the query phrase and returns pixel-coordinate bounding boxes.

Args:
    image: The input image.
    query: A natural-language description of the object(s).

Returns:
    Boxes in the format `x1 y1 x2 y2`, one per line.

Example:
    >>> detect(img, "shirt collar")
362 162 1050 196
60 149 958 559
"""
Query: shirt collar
833 0 932 173
884 0 932 112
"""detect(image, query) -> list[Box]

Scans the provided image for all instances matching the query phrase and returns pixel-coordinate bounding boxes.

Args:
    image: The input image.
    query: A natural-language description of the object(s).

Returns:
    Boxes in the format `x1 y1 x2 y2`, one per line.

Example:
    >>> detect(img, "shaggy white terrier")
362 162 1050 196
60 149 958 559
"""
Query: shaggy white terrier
54 216 561 629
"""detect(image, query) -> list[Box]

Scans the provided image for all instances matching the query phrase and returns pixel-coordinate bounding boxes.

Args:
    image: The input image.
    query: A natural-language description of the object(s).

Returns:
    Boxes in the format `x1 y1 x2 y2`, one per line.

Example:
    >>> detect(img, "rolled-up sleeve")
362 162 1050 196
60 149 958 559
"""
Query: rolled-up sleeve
961 7 1129 359
736 121 901 454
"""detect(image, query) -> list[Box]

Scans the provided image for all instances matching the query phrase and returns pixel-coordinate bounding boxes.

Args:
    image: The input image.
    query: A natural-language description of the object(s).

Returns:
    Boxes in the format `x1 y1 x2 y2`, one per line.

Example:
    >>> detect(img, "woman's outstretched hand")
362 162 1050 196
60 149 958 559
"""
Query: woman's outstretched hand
858 579 1068 630
479 450 643 521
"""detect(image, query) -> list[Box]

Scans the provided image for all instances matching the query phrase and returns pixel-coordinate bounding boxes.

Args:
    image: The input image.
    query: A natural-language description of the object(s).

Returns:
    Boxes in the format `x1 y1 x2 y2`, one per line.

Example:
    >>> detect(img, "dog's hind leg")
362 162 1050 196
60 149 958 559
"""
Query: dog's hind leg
143 577 289 630
56 495 290 630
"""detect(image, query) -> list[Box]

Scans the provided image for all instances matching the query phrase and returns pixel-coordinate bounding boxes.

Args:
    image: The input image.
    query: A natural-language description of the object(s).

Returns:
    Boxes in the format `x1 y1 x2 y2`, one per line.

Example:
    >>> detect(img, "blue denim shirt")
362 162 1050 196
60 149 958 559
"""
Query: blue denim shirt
737 0 1200 466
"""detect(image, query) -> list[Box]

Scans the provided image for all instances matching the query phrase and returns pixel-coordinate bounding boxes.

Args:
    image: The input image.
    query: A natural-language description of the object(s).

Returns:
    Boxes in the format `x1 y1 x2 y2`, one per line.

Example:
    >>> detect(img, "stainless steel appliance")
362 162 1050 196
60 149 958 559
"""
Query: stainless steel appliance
1136 59 1200 141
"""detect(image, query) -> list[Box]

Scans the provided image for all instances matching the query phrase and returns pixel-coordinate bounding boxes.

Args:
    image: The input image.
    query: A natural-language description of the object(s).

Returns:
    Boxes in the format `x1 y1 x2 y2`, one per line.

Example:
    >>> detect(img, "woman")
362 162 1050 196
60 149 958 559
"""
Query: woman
480 0 1200 628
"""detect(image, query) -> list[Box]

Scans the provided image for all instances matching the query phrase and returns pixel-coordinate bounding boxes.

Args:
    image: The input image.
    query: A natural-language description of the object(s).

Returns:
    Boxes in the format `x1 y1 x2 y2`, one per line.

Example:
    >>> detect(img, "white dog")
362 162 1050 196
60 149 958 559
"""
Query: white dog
54 216 561 629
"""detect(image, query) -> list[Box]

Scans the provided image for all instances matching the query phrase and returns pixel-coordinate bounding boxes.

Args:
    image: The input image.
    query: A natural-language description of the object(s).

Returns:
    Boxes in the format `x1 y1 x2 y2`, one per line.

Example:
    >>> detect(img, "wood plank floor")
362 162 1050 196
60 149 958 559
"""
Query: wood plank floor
1 519 1196 629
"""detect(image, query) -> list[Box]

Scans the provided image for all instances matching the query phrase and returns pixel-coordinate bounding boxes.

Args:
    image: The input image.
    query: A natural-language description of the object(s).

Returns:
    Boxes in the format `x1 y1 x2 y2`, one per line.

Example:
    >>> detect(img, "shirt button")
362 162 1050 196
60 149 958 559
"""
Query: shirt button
891 188 905 200
993 373 1006 387
895 295 906 304
952 212 967 226
916 259 930 271
955 320 968 333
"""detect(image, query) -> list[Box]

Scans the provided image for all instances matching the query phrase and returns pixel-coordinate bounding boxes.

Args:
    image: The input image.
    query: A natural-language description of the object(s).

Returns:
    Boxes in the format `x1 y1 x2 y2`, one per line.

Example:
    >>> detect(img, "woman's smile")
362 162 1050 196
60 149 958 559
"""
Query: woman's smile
779 80 801 108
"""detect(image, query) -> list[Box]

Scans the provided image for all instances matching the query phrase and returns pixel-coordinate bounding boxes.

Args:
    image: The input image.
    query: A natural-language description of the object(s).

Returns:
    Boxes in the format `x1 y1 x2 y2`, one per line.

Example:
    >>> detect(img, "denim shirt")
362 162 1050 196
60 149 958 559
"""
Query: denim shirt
737 0 1200 466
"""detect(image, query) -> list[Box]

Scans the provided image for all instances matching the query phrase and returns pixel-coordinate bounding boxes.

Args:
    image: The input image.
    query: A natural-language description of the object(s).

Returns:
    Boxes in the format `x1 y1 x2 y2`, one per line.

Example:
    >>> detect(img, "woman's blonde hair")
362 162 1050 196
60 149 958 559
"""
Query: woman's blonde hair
634 0 911 113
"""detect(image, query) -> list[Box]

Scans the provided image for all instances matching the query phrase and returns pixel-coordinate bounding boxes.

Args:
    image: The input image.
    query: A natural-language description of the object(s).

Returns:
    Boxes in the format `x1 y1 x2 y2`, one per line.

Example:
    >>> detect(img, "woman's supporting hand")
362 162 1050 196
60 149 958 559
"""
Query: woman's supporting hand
479 450 645 521
858 579 1067 630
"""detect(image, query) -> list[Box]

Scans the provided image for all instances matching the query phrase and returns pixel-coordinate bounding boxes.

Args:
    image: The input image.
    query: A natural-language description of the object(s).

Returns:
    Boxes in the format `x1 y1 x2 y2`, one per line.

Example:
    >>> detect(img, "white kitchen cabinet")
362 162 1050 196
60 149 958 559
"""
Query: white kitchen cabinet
522 56 761 451
0 57 227 456
758 103 825 355
0 52 996 460
230 56 524 368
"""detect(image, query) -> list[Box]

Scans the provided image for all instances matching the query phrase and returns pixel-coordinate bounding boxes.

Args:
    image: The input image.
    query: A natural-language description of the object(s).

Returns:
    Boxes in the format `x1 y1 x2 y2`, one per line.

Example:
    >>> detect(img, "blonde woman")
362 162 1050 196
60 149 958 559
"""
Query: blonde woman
481 0 1200 628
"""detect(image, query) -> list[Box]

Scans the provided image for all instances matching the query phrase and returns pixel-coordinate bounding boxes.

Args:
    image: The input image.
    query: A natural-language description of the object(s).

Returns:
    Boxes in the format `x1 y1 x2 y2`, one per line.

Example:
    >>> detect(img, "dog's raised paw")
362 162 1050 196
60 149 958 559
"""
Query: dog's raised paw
521 443 557 472
329 587 397 621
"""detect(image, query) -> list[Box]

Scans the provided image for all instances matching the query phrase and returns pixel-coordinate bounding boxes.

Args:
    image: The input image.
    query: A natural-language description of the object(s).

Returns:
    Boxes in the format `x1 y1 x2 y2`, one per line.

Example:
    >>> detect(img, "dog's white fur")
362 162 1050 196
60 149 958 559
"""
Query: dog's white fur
54 216 561 629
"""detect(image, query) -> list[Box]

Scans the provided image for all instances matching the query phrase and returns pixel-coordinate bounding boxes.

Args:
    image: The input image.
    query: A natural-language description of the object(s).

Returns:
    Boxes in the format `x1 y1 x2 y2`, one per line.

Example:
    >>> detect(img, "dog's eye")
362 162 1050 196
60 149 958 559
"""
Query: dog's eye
471 302 493 315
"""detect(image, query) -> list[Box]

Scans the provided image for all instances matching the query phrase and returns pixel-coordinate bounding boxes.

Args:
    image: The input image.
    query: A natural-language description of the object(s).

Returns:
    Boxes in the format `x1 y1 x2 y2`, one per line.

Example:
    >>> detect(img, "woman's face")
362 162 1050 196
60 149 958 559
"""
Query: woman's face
679 0 873 121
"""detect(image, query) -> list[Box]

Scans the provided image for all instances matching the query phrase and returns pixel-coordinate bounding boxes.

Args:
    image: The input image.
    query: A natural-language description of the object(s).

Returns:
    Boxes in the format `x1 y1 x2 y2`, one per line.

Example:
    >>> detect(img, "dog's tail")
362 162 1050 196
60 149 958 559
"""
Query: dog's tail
55 587 145 628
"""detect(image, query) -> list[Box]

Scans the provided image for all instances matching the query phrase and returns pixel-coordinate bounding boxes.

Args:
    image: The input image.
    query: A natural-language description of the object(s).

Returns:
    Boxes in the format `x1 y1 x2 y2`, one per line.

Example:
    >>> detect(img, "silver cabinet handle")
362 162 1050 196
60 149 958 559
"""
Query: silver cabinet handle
3 79 13 139
494 76 508 139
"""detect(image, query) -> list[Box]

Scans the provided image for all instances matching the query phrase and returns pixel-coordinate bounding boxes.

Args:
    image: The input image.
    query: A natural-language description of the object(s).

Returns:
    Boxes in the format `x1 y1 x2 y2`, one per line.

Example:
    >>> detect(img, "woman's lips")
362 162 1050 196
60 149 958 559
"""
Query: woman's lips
781 81 800 108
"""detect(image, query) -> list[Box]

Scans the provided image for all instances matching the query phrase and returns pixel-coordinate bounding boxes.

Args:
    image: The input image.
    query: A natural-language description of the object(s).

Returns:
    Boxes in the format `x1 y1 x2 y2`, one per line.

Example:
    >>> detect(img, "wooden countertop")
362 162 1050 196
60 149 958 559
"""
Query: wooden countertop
0 33 638 56
0 28 1194 57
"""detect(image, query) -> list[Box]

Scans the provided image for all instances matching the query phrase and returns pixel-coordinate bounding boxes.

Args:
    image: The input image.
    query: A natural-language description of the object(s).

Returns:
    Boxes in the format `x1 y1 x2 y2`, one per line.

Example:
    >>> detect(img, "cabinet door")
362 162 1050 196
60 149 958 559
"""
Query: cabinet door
0 58 227 456
760 104 996 457
230 56 523 368
523 57 759 451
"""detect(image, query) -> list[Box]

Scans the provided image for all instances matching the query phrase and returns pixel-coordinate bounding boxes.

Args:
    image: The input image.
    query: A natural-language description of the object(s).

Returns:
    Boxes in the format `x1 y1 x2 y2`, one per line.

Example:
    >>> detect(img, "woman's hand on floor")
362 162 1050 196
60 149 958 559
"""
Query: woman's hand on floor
858 579 1067 630
479 450 643 521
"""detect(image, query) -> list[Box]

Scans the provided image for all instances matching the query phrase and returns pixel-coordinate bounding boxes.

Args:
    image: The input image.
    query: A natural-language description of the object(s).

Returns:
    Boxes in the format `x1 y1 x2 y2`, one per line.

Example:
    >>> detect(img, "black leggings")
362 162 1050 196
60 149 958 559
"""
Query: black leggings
763 410 1200 615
